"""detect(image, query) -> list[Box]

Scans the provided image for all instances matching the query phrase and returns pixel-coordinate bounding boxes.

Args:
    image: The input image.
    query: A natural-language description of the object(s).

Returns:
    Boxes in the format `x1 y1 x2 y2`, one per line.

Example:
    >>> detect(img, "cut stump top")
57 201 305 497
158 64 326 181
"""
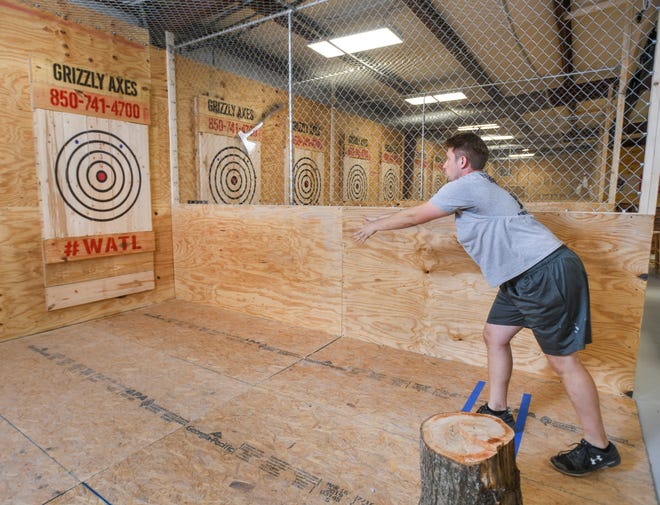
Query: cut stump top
420 412 514 465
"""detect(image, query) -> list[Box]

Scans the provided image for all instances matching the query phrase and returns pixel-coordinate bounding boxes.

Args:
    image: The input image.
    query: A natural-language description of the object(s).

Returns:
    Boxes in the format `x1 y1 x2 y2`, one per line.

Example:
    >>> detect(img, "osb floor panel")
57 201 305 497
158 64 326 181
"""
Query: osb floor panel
0 300 655 505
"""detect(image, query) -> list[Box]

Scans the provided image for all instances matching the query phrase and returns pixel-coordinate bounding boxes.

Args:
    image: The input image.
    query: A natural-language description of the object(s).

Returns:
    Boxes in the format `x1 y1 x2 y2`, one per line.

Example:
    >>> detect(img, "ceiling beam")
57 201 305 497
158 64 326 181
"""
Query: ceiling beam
401 0 503 100
552 0 578 109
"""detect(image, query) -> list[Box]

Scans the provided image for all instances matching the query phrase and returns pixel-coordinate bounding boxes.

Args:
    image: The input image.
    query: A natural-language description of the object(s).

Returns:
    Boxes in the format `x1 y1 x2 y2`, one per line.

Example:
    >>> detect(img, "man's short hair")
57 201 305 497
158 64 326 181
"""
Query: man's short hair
445 132 490 170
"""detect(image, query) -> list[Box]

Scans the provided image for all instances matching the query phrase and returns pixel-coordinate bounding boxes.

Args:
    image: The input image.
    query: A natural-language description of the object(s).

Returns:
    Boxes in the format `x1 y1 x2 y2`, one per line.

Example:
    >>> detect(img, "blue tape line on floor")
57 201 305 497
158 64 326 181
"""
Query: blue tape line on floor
462 380 486 412
83 482 113 505
514 393 532 455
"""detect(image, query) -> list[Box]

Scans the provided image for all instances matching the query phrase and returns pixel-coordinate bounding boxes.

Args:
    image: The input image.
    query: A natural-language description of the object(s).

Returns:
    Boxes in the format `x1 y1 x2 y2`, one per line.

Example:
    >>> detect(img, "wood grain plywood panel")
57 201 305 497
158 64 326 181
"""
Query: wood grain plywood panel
44 270 155 310
343 206 498 361
60 388 420 505
87 300 337 384
2 301 655 505
173 205 343 335
0 326 250 478
137 299 337 357
44 251 155 286
265 337 487 441
0 207 50 338
0 417 78 504
343 208 654 396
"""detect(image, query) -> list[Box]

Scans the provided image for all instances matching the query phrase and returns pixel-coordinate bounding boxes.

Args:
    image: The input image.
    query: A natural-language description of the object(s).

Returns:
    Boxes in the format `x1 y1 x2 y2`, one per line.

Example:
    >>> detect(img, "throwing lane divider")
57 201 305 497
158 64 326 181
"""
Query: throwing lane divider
462 381 532 456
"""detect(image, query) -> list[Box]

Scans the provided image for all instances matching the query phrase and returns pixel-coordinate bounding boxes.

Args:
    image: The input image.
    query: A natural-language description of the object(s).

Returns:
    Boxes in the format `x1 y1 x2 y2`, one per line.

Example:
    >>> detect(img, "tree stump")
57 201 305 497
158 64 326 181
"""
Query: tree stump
419 412 522 505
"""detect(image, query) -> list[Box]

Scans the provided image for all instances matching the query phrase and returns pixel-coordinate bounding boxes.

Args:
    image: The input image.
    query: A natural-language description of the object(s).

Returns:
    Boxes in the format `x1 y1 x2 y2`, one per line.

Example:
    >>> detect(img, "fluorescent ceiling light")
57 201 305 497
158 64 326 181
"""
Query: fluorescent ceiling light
405 95 437 105
457 123 499 131
308 28 402 58
508 152 535 159
434 92 467 102
307 41 344 58
481 134 515 141
405 91 467 105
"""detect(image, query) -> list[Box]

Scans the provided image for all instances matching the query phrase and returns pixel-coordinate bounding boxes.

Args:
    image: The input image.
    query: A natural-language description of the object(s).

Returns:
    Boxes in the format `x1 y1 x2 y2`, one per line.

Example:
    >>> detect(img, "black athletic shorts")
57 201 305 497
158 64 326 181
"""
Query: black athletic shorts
486 245 592 356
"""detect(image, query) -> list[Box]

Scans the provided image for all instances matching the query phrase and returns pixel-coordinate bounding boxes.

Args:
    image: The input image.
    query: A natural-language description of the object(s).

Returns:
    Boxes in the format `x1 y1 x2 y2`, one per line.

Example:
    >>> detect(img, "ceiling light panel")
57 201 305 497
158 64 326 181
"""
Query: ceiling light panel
308 28 402 58
433 92 467 102
405 96 437 105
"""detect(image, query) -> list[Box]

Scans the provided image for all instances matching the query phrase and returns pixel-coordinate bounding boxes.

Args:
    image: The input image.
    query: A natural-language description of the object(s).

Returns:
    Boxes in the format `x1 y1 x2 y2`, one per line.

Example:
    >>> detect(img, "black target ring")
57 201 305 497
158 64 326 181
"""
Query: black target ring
209 146 257 204
346 164 368 202
54 130 142 222
382 166 399 201
293 157 321 205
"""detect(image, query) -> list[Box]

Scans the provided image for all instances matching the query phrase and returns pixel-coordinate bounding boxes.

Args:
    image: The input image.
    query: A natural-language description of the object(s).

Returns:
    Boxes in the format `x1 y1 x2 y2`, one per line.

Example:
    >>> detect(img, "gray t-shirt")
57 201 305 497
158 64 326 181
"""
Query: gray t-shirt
429 171 563 287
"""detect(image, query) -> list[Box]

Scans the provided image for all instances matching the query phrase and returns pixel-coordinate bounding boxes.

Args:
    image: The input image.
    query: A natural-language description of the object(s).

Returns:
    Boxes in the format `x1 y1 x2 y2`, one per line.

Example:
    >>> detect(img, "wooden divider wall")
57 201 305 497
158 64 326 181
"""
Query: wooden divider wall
174 205 653 396
173 204 344 336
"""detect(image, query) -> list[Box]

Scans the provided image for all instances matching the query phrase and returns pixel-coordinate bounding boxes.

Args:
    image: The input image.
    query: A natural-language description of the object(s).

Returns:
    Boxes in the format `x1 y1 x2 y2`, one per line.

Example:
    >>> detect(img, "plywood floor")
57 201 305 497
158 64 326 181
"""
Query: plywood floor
0 300 656 505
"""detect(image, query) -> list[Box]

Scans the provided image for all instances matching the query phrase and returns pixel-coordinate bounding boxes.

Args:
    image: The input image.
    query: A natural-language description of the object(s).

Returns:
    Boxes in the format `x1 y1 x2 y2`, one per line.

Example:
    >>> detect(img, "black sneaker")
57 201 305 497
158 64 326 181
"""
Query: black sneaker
476 402 515 429
550 439 621 476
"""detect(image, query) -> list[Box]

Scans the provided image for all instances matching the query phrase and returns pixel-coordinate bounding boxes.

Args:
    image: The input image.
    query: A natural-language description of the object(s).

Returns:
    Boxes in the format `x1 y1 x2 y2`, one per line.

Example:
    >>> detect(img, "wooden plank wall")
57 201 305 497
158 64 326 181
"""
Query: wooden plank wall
0 0 175 341
174 205 653 396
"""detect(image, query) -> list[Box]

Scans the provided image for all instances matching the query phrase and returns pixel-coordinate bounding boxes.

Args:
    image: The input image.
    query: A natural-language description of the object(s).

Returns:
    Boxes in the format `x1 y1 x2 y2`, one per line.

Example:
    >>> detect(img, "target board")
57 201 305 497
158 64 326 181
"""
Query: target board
198 133 261 204
343 133 373 203
285 125 325 205
35 110 152 236
33 111 154 310
196 96 262 205
342 159 371 203
31 58 155 310
380 150 403 202
284 149 324 205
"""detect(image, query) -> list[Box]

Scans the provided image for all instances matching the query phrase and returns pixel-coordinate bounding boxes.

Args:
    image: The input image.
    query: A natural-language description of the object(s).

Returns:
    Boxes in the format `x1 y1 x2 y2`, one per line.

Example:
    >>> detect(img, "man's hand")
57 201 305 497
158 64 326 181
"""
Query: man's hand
353 220 379 244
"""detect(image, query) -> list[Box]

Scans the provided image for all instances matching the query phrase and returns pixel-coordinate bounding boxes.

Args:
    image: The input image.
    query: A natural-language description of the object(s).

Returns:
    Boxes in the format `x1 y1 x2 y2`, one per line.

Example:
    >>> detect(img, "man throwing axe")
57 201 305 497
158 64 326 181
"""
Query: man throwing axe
353 132 620 476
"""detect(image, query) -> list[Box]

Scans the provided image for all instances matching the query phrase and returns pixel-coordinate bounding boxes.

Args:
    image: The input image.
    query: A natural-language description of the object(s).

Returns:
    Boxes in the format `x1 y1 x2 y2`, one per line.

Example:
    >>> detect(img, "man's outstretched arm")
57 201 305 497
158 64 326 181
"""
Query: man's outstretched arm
352 201 451 244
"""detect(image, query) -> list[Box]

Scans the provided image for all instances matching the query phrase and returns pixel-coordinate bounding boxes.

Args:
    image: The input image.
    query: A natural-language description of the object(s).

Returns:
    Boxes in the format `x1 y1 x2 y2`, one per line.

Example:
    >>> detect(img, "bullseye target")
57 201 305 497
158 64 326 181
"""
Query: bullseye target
293 156 321 205
209 146 258 204
344 163 368 202
380 164 401 202
54 130 142 222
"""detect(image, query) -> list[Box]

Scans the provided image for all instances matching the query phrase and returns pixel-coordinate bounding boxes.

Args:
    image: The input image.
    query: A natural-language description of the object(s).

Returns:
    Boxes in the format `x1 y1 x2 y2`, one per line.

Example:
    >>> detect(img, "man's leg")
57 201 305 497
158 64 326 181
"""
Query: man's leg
545 352 608 448
483 323 522 411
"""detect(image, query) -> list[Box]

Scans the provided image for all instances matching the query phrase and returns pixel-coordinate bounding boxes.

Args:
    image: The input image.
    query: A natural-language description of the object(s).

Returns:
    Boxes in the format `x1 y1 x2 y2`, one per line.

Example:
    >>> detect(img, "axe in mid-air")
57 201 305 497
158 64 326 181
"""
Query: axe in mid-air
238 103 284 154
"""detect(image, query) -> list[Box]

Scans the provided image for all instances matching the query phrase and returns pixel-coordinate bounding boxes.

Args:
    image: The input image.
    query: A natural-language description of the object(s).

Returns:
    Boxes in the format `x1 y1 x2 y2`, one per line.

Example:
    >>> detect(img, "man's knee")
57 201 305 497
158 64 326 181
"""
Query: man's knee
483 323 521 346
545 352 583 376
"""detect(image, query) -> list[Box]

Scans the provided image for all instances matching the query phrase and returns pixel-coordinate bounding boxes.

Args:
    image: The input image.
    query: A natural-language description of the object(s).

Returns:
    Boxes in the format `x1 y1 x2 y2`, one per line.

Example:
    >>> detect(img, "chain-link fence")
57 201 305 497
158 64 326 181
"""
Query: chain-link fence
69 0 659 210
